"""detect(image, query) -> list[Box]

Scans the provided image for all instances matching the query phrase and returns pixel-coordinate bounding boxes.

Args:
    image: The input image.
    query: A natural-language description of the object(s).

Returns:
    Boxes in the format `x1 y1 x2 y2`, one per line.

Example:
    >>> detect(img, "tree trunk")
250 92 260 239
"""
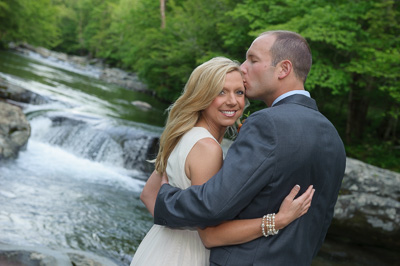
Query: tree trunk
382 105 399 141
160 0 166 28
345 75 373 144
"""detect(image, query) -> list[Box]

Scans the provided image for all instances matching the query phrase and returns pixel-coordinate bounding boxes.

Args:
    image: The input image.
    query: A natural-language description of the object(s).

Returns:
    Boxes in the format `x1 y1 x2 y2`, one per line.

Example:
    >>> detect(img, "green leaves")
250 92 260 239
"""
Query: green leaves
0 0 59 47
306 60 351 95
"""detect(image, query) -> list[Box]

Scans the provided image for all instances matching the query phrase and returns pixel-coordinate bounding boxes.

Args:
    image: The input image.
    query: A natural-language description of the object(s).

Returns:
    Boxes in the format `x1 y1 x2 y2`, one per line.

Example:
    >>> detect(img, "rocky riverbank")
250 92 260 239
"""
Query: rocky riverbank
0 243 119 266
8 42 150 94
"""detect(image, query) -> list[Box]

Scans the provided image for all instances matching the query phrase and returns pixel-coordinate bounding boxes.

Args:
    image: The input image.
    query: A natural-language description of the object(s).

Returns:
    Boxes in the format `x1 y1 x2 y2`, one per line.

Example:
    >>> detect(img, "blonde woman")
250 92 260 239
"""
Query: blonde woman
130 57 314 266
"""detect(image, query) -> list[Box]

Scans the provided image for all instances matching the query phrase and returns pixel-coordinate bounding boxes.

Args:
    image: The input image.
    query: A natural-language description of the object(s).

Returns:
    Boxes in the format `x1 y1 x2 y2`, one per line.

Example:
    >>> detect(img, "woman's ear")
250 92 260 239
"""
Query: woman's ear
277 60 292 79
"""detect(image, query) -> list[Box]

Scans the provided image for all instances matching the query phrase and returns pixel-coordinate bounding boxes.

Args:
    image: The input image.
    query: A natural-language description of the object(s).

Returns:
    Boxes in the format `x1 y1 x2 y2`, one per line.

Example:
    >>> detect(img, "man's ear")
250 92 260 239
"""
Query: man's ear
277 60 292 79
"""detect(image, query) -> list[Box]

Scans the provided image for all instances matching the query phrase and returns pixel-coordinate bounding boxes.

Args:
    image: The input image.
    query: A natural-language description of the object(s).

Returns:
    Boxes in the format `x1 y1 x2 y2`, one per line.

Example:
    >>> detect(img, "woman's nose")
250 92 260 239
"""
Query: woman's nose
226 93 238 106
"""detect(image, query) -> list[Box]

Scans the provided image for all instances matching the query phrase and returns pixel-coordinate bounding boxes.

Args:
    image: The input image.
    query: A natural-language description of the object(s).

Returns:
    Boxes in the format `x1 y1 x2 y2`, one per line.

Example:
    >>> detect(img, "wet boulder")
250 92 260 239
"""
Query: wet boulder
0 77 50 104
0 101 31 159
0 243 119 266
330 157 400 250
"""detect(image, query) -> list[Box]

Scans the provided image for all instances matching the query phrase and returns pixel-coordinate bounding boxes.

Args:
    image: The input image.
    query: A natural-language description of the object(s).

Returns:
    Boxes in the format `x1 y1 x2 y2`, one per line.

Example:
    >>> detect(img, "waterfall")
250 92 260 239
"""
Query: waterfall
30 113 160 177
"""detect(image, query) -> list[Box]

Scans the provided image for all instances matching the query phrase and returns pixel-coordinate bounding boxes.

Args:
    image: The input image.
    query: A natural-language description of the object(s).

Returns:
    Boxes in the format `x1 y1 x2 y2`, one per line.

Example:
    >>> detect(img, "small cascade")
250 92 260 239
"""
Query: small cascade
122 136 158 175
30 114 159 174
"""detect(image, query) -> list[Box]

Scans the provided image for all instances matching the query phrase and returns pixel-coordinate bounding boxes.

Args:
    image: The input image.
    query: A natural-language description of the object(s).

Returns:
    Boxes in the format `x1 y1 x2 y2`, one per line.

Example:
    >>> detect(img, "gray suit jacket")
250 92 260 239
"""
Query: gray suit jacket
154 94 346 265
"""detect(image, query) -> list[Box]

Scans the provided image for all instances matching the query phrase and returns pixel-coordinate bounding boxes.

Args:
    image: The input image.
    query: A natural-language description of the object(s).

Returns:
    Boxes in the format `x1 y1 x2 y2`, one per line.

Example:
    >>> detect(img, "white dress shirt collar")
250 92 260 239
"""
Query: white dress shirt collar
272 90 310 107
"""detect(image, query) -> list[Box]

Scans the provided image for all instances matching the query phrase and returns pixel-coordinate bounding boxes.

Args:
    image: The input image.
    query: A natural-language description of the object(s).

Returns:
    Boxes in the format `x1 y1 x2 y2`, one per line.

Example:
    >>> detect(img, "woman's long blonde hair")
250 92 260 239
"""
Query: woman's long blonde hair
154 57 242 173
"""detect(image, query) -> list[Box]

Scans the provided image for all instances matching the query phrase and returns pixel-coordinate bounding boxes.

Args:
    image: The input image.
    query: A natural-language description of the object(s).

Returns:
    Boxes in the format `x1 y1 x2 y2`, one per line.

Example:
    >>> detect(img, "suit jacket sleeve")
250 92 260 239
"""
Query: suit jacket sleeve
154 111 277 228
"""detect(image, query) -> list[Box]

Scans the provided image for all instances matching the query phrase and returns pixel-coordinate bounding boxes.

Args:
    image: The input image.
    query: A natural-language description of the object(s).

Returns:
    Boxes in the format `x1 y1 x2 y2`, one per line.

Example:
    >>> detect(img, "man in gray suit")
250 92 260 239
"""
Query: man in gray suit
154 30 346 265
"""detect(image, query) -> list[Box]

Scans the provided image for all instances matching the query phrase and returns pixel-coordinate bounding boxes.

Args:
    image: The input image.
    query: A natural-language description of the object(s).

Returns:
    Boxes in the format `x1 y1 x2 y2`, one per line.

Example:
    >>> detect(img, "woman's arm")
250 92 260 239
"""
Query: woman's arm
140 170 163 217
198 185 314 248
187 138 314 248
198 219 262 249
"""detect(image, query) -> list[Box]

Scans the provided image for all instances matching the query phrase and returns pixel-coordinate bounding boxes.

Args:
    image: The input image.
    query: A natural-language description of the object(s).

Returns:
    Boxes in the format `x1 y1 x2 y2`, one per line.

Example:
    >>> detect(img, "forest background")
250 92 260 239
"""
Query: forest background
0 0 399 172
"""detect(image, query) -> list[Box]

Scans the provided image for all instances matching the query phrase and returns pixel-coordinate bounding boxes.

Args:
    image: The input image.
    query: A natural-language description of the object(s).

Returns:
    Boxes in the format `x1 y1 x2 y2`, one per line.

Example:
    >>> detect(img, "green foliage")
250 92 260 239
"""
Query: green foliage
0 0 20 44
0 0 59 47
53 2 80 54
114 0 238 102
346 141 400 173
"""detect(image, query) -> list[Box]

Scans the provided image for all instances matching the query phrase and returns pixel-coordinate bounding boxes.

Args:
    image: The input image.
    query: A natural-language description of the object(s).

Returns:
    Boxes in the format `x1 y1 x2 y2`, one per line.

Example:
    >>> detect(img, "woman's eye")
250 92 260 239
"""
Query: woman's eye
236 90 244 95
219 90 225 95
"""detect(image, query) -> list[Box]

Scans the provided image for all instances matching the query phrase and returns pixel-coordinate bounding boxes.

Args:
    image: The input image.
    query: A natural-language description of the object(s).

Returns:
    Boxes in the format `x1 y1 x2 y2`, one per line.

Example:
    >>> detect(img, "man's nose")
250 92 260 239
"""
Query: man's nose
240 61 247 74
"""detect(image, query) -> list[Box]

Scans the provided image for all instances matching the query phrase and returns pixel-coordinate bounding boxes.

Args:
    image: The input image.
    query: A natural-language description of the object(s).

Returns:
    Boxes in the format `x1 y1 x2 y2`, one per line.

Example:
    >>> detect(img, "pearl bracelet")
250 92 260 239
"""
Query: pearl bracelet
261 213 279 237
261 215 268 237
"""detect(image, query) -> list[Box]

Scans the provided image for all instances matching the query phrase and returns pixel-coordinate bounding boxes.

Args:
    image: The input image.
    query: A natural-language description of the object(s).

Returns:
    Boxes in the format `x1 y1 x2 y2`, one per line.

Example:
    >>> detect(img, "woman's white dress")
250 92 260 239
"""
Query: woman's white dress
131 127 219 266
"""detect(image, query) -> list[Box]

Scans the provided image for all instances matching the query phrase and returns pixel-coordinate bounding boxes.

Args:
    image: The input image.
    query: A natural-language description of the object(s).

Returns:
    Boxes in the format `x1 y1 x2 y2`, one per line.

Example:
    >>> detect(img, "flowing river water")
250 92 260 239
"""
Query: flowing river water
0 50 167 265
0 50 396 266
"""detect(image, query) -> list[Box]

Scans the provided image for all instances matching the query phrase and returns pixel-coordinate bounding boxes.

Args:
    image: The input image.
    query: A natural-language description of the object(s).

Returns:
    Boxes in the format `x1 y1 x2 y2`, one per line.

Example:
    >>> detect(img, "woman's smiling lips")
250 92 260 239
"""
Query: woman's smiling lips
221 110 238 117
